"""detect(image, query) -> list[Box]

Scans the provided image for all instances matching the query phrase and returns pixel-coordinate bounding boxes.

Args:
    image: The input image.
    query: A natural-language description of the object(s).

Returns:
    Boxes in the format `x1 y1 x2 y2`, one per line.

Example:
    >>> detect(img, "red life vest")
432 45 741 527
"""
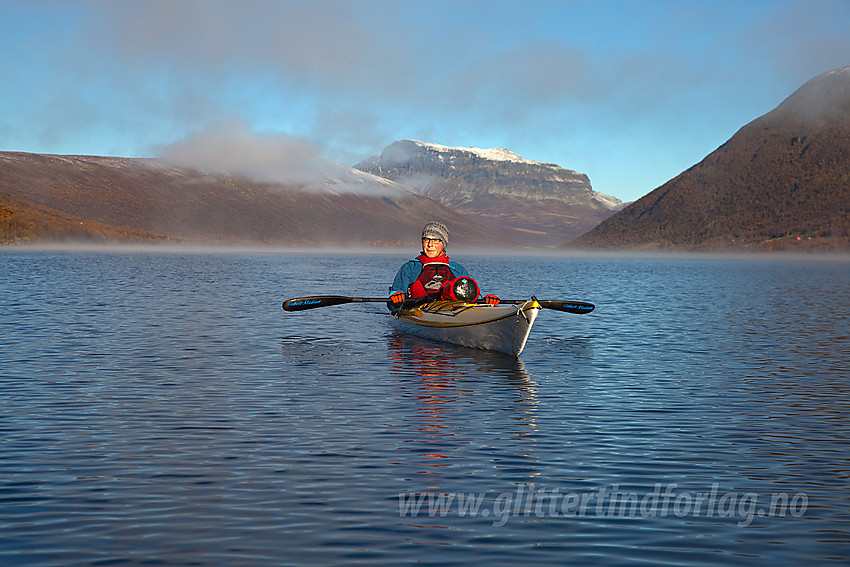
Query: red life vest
408 253 455 299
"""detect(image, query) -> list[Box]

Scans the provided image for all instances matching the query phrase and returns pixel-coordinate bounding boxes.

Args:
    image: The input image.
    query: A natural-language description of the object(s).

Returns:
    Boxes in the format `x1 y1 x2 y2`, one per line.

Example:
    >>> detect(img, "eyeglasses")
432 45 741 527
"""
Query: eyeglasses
422 238 442 245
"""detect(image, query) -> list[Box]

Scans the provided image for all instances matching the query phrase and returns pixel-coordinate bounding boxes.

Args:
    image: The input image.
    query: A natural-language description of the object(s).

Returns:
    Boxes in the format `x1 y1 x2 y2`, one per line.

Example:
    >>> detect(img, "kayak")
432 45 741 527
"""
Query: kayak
283 294 592 356
390 299 541 357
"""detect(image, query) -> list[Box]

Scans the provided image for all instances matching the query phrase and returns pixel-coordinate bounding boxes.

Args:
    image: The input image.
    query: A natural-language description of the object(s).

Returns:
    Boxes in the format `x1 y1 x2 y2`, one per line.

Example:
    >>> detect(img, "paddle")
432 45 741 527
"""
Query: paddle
495 299 595 314
283 295 595 314
282 295 393 311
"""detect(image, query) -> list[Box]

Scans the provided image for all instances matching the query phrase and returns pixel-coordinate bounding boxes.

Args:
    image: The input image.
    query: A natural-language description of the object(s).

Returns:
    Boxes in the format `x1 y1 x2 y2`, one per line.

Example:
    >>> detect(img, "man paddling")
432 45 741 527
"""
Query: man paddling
388 222 500 311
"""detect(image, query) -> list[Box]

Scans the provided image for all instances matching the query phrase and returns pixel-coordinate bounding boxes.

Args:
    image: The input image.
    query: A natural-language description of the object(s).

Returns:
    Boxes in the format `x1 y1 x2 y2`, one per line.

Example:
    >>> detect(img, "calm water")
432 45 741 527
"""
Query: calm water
1 248 848 566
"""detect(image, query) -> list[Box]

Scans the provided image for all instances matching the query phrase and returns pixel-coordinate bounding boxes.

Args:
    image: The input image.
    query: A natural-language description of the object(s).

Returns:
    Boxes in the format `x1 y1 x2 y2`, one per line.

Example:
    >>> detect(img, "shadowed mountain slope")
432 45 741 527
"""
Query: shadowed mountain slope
570 67 850 251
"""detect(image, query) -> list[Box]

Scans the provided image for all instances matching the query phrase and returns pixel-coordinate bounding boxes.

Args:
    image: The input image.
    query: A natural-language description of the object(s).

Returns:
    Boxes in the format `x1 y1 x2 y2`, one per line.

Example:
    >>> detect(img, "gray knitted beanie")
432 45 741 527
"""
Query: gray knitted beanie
421 222 449 247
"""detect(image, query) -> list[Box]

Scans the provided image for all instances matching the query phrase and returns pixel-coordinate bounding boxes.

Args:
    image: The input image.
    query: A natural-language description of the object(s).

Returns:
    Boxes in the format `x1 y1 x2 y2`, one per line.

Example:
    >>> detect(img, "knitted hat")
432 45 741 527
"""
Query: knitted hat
421 222 449 247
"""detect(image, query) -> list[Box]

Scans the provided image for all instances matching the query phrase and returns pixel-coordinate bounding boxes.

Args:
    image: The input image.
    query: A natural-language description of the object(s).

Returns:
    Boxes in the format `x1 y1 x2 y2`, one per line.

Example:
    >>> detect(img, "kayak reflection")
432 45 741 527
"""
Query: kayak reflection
387 331 535 382
387 332 541 486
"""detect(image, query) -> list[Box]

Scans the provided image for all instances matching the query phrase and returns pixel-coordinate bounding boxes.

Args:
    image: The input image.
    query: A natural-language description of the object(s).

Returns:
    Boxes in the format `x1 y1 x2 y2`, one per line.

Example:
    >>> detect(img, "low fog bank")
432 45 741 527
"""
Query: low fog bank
157 119 406 196
5 240 848 263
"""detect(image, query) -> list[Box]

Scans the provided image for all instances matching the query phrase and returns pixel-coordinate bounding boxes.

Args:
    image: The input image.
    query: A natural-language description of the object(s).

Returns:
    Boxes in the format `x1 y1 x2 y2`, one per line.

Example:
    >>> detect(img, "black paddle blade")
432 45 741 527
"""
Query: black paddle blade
537 300 595 314
282 295 392 311
282 296 354 311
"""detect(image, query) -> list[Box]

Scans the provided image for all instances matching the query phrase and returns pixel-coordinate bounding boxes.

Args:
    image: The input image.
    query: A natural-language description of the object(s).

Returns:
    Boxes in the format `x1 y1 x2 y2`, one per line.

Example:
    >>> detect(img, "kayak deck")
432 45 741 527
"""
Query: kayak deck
390 299 541 357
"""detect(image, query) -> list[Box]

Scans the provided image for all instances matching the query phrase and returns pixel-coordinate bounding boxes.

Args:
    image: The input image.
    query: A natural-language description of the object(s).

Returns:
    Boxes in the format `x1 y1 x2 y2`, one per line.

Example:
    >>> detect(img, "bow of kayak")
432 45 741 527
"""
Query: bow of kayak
390 299 541 357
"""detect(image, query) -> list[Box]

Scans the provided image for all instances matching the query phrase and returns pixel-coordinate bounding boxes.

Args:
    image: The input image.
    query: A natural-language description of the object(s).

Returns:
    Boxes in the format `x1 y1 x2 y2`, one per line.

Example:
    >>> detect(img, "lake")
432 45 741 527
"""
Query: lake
1 248 848 565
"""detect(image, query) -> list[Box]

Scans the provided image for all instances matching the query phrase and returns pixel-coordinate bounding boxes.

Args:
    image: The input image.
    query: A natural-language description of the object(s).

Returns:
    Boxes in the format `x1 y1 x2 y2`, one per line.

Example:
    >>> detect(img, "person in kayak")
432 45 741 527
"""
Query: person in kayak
388 221 500 310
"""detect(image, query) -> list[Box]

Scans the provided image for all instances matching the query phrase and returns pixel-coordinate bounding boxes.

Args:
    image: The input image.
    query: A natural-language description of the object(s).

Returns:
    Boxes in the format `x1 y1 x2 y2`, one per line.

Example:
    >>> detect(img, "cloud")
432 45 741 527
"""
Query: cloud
76 0 447 158
73 0 738 161
157 118 403 195
159 118 319 179
741 0 850 81
89 0 430 93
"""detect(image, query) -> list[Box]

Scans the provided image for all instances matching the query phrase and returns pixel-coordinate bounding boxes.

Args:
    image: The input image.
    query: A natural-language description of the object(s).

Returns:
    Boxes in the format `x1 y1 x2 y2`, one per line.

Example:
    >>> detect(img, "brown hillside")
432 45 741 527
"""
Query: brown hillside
571 67 850 251
1 192 169 244
0 151 514 247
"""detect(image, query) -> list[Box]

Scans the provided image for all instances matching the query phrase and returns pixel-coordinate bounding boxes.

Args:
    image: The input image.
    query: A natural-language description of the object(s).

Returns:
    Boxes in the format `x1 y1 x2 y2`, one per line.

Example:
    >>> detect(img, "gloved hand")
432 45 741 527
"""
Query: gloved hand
389 291 406 307
483 294 500 306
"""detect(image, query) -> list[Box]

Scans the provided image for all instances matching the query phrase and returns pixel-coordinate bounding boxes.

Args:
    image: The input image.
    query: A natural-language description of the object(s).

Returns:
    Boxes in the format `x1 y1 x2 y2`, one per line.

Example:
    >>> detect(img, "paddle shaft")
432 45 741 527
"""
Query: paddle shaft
283 295 595 314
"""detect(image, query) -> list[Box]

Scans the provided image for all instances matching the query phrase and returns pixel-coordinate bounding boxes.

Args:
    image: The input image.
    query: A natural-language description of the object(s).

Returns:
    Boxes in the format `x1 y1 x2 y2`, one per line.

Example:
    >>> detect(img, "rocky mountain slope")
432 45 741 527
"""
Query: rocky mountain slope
0 151 512 247
571 66 850 251
355 140 624 246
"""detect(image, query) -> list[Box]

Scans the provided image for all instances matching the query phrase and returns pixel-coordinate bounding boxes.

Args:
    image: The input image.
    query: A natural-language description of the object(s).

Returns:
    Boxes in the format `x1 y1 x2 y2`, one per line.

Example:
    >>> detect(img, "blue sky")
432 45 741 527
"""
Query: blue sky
1 0 848 202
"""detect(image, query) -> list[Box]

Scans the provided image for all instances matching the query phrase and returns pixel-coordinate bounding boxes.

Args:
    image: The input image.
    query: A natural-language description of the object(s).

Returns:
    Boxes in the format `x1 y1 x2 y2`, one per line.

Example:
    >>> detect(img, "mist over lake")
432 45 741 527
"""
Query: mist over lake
1 248 848 565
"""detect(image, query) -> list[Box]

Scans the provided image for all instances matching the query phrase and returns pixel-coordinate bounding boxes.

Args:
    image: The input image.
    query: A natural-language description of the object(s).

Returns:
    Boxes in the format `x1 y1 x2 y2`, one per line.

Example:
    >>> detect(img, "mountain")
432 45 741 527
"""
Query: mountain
355 140 624 246
571 66 850 251
0 151 510 247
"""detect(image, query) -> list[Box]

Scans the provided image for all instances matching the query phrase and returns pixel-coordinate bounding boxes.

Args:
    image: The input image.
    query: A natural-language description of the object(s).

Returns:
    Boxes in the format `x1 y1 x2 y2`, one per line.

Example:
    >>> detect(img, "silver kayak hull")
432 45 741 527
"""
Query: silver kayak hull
390 299 541 357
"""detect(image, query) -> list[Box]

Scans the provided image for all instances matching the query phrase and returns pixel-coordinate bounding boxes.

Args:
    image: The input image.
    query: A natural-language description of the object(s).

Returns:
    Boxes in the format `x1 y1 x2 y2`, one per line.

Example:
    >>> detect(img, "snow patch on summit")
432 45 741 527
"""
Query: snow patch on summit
410 140 550 166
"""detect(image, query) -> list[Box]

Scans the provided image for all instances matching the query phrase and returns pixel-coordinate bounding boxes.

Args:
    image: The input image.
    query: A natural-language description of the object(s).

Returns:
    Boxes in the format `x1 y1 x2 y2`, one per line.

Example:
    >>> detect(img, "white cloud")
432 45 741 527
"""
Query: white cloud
157 118 404 195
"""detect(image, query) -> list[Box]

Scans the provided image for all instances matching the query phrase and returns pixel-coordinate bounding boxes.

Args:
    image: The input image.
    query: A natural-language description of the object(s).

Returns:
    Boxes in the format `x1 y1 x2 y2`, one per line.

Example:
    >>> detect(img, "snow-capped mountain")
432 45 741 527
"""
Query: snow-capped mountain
356 140 624 245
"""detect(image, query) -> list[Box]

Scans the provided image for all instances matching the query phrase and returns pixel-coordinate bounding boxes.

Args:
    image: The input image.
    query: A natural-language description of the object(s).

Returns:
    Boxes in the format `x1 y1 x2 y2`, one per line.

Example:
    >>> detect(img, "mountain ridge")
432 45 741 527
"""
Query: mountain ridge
570 66 850 251
355 139 624 246
0 150 516 248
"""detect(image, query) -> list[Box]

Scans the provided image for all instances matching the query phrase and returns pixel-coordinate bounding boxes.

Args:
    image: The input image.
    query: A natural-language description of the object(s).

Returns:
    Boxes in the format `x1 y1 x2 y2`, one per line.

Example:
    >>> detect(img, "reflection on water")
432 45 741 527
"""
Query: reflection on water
387 332 535 381
386 333 543 490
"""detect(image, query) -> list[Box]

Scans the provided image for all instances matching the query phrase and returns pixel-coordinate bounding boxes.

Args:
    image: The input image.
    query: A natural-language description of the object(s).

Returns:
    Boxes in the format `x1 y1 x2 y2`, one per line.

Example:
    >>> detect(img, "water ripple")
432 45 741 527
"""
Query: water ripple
0 251 848 565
